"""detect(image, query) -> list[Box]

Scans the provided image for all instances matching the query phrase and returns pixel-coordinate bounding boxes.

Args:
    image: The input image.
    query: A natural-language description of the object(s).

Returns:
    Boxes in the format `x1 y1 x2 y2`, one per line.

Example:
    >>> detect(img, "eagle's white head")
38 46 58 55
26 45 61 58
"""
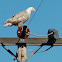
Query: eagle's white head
26 7 36 14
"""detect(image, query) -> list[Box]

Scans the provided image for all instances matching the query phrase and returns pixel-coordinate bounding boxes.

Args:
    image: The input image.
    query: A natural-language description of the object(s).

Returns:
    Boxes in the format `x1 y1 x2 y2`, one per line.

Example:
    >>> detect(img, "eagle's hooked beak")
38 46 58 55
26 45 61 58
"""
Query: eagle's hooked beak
33 8 36 11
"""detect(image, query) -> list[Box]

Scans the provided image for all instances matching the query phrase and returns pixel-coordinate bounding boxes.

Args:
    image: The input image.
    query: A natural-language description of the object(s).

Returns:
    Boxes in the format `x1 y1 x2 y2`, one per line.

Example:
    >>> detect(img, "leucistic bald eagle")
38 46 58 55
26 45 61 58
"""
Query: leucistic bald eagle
4 7 36 27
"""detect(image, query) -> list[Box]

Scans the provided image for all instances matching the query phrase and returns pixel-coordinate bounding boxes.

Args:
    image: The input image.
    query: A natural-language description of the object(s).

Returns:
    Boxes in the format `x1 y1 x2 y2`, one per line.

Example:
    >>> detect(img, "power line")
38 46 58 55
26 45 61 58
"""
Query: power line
28 46 53 52
28 0 44 26
29 32 53 37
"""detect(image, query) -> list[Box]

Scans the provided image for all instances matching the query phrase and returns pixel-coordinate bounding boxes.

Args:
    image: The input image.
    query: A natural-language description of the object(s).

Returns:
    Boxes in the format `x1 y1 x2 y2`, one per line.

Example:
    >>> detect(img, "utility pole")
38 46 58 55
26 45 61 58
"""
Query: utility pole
17 43 27 62
0 38 62 62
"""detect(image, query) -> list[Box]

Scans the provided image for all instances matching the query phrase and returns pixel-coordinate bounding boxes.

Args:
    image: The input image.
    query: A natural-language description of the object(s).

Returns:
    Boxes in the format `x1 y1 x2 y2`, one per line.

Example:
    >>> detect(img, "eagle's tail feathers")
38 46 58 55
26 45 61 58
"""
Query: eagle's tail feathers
4 23 12 28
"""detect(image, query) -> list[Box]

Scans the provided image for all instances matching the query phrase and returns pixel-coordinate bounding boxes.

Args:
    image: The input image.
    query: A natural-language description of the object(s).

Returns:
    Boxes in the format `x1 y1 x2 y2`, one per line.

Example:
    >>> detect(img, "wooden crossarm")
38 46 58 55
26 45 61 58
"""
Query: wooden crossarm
0 37 62 45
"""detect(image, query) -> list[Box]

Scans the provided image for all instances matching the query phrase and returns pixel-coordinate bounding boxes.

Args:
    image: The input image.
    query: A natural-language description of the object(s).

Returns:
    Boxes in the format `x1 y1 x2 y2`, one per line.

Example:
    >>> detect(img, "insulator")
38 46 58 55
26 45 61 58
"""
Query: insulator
47 29 59 44
17 25 30 39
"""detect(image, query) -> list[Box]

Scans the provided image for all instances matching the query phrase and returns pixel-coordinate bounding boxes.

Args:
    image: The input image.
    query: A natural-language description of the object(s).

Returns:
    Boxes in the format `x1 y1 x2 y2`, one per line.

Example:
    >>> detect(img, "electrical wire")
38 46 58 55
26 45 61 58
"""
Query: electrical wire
27 0 44 26
27 32 53 37
28 46 53 52
23 45 43 62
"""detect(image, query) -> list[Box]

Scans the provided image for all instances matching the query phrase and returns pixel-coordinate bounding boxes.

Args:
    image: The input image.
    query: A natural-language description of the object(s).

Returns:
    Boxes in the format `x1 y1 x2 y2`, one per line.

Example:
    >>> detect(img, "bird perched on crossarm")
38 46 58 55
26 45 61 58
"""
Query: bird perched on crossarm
4 7 36 28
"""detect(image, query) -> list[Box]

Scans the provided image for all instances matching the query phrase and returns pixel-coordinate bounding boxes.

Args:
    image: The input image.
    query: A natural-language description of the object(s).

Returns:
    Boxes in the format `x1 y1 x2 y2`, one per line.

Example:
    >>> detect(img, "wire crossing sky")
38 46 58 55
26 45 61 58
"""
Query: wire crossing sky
27 0 44 26
0 0 62 62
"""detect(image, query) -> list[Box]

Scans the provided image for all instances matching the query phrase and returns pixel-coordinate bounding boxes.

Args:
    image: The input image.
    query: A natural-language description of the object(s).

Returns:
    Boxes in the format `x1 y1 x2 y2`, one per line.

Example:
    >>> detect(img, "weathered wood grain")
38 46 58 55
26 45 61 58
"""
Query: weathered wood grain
0 37 62 45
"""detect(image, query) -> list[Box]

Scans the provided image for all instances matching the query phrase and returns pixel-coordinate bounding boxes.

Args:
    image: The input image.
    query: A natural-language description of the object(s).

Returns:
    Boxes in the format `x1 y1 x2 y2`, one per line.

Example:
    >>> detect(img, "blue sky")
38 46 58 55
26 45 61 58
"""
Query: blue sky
0 0 62 62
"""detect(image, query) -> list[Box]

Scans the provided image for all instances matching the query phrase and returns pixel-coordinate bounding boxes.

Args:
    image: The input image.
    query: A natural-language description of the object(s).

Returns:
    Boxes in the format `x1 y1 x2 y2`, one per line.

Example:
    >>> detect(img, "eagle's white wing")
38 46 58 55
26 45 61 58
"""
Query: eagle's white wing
4 11 30 27
5 11 30 24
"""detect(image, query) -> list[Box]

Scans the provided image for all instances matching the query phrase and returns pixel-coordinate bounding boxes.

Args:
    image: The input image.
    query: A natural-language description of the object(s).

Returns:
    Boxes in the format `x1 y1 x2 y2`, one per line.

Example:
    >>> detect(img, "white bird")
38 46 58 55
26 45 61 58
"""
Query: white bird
4 7 36 27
